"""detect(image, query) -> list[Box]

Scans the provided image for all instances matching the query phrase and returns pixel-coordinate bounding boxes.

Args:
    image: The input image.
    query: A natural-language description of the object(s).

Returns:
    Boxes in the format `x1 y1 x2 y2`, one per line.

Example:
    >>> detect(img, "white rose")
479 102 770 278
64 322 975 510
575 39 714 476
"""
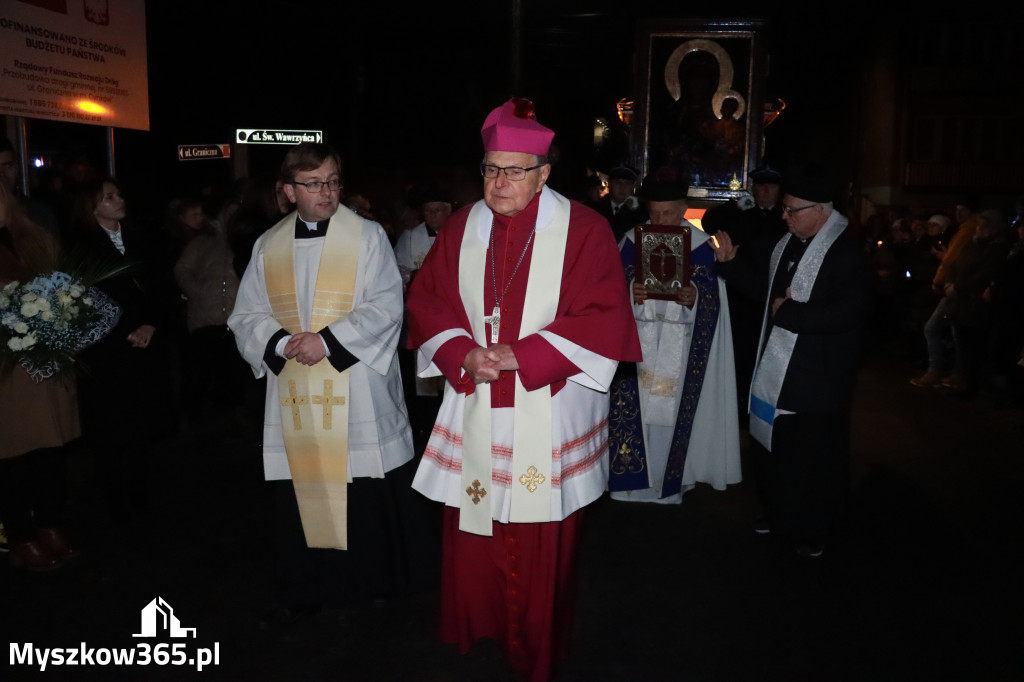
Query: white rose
21 333 37 348
13 321 29 334
41 310 54 321
7 337 23 351
0 293 9 308
57 292 73 305
20 292 37 302
36 297 51 311
81 298 92 306
20 302 40 317
2 281 19 294
69 284 85 298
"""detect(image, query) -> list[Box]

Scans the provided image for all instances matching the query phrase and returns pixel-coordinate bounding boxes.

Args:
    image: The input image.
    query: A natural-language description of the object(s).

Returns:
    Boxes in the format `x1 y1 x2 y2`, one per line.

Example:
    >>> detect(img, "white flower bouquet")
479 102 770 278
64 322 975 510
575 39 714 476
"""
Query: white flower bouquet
0 271 121 384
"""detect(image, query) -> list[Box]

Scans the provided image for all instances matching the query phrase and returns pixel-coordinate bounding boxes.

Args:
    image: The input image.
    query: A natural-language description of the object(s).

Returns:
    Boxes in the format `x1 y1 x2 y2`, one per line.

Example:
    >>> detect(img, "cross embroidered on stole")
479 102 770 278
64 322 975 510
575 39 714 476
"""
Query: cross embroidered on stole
264 206 361 549
457 190 571 536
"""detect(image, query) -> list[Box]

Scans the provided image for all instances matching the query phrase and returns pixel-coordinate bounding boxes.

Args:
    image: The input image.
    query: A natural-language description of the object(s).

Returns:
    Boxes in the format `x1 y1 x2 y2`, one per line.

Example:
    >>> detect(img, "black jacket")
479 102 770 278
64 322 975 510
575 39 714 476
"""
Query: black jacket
719 224 870 414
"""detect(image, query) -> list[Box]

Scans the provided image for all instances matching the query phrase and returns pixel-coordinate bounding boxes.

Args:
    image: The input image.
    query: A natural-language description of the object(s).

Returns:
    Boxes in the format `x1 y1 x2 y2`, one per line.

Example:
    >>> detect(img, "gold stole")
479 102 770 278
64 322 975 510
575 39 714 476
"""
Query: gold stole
458 190 570 535
264 208 361 549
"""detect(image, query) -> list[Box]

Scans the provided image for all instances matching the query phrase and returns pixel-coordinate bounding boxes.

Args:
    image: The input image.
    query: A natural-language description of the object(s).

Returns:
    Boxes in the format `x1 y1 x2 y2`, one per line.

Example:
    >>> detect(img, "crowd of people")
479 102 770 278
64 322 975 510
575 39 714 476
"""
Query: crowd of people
2 98 1023 681
863 199 1024 399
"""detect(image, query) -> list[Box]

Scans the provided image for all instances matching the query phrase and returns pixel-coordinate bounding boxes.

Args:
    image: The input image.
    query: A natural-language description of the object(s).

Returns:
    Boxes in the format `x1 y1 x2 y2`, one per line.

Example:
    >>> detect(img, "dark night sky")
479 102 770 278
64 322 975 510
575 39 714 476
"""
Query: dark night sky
22 3 1008 218
134 2 859 165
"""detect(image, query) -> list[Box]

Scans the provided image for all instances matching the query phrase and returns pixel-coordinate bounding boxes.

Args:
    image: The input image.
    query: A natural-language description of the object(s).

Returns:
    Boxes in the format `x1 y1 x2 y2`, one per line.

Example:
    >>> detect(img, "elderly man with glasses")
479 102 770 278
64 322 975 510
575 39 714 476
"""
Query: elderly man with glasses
711 164 870 559
229 143 419 627
406 98 640 681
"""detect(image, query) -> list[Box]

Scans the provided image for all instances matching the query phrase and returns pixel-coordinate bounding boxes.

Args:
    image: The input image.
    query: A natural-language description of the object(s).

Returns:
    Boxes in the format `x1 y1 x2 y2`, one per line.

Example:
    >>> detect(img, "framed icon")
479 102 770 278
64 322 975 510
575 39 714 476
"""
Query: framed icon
632 20 767 202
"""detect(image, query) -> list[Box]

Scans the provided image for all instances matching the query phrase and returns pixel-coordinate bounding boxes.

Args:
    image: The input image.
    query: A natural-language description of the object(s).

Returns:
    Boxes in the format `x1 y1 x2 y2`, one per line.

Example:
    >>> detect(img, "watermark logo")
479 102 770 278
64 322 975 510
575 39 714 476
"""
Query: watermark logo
134 597 197 638
10 596 220 672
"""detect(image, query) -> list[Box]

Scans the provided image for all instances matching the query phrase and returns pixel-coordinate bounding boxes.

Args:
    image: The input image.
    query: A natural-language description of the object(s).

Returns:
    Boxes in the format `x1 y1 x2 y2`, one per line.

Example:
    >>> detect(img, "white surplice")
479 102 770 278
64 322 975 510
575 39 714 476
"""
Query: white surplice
612 226 741 503
394 222 435 274
394 222 444 397
229 208 413 481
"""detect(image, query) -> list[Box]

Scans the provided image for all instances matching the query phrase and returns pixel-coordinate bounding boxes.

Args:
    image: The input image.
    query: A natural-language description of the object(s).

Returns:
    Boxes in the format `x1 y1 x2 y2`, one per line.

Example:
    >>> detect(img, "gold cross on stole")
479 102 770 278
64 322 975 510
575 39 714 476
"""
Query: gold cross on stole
311 379 346 429
281 380 309 429
465 479 487 505
518 465 546 493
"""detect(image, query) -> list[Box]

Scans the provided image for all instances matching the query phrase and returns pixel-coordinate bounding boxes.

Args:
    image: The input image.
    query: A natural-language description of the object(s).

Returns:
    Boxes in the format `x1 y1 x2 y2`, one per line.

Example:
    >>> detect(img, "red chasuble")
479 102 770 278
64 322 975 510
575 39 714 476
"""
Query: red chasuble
407 191 641 393
407 190 640 682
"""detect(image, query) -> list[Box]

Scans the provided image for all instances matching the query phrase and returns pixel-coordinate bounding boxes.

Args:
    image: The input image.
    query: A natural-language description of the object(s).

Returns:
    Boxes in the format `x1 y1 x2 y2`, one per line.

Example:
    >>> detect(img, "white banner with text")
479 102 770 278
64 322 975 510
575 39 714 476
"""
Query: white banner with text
0 0 149 130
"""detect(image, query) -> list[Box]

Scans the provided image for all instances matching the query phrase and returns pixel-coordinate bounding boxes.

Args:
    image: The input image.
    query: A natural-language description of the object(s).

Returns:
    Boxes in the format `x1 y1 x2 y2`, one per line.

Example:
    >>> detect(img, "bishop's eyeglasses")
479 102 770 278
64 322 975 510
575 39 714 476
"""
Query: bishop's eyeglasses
291 178 342 193
480 164 544 181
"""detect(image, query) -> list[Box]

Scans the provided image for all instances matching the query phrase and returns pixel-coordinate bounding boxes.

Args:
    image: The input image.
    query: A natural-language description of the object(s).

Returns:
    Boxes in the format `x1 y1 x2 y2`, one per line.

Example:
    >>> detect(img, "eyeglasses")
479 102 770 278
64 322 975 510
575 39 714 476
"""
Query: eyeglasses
480 164 544 181
290 178 341 193
782 203 817 215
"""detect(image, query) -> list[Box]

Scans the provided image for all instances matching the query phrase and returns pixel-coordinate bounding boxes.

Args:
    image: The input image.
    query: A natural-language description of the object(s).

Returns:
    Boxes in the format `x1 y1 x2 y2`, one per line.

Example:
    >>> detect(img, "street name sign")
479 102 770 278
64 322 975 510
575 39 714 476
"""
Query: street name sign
235 129 323 145
177 144 231 161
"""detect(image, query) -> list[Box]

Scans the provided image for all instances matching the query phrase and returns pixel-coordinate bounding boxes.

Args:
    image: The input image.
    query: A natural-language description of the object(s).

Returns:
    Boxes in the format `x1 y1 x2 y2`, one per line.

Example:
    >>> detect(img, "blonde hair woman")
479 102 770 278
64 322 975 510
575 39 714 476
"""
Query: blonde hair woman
0 183 81 570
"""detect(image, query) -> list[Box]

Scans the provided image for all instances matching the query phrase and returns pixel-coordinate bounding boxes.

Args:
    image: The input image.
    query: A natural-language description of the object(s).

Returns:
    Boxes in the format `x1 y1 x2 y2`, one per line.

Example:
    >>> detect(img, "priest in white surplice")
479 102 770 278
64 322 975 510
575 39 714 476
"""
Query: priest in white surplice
406 99 641 682
609 174 741 503
394 187 452 288
229 143 420 624
394 187 452 400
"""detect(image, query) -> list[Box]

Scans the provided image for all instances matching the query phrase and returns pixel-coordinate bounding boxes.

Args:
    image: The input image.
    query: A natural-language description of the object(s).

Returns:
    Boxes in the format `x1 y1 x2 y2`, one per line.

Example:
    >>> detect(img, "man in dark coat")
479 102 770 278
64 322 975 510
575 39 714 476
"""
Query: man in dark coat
703 163 789 415
587 165 648 243
703 162 787 249
711 164 870 558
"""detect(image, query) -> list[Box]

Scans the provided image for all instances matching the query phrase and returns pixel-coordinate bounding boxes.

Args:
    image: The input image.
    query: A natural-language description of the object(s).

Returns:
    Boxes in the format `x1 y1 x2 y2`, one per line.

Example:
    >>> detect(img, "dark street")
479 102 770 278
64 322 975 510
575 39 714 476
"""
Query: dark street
4 351 1023 681
3 4 1023 681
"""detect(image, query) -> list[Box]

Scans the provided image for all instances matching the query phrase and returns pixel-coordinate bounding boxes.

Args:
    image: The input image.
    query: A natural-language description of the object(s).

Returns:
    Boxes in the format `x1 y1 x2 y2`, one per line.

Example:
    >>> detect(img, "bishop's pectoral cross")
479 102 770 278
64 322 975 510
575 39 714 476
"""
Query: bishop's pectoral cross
484 306 501 344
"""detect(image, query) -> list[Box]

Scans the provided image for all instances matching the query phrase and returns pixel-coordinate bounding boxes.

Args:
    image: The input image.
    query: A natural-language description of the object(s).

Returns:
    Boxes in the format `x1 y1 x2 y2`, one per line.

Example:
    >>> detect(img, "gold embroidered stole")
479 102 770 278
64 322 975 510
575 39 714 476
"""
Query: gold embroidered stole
264 208 361 549
458 191 570 535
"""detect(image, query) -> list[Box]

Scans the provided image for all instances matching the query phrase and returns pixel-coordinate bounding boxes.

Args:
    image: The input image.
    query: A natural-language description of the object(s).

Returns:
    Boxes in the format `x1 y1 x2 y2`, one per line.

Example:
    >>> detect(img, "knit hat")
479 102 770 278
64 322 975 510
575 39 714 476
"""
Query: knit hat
416 185 452 206
784 163 834 203
639 167 689 202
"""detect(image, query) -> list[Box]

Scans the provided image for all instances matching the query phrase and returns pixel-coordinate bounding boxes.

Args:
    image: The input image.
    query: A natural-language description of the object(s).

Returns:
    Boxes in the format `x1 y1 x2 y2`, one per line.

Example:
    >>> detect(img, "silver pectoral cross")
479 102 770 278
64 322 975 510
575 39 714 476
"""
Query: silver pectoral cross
484 306 500 344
